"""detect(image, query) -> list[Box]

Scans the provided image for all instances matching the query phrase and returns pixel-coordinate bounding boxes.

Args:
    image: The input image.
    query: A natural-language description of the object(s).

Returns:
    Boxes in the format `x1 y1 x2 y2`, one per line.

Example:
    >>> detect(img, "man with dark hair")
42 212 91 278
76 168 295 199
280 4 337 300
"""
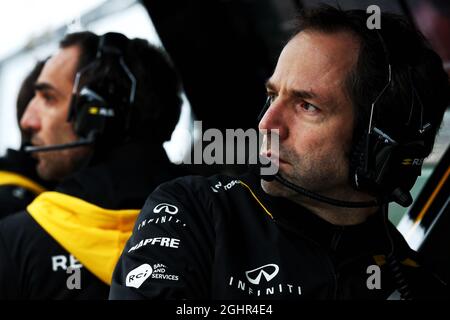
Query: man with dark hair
110 6 449 299
0 31 184 299
0 60 52 219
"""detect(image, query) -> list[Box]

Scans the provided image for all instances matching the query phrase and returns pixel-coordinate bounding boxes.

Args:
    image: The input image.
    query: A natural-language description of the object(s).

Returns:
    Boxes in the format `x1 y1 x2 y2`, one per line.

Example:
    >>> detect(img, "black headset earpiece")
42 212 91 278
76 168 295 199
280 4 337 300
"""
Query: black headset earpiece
349 128 428 207
349 32 430 207
68 32 137 145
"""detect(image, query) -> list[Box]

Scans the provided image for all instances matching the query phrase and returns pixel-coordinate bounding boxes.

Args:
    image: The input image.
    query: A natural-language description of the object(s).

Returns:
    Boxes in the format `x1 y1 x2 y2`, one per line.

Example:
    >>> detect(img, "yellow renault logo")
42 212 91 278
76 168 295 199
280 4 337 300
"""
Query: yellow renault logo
402 159 412 165
402 158 424 166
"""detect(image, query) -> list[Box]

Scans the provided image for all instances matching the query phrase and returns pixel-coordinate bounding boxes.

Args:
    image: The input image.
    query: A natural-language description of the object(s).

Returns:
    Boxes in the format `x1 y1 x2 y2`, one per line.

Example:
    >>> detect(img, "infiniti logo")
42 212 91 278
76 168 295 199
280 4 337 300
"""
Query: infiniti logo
245 264 279 285
229 263 301 296
153 203 179 215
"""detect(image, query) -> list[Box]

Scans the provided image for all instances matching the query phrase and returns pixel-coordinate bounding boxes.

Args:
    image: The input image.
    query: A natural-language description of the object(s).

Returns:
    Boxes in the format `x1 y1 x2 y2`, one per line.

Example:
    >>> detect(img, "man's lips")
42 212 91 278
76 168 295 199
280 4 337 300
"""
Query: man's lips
31 137 44 147
29 138 44 158
260 152 289 165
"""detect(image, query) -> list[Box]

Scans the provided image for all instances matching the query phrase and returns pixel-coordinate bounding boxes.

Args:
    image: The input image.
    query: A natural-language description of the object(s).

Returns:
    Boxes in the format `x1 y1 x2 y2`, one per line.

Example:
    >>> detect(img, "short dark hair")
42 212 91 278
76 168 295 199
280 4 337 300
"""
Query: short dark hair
59 31 182 144
16 59 46 144
294 5 449 156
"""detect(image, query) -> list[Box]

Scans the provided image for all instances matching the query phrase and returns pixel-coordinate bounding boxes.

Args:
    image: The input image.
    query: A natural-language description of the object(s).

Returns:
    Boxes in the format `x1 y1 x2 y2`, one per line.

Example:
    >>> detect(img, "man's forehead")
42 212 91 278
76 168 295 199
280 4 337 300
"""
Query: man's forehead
38 46 80 86
285 30 359 68
271 30 359 98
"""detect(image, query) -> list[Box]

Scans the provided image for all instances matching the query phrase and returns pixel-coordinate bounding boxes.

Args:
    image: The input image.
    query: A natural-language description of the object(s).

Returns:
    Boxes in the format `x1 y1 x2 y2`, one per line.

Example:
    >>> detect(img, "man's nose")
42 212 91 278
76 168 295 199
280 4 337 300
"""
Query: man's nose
258 98 288 140
20 97 41 133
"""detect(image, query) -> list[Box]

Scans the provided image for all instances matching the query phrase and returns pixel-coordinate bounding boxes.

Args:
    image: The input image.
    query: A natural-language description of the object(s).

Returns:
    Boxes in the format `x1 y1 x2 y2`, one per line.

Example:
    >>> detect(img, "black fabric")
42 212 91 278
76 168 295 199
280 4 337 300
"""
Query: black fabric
110 172 449 300
0 143 186 299
0 148 52 219
0 212 110 299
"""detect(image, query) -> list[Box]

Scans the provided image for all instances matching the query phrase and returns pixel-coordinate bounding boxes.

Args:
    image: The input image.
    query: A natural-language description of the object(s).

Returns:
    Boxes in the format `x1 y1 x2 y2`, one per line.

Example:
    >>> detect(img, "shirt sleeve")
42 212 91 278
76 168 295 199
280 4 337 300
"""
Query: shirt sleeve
109 177 215 300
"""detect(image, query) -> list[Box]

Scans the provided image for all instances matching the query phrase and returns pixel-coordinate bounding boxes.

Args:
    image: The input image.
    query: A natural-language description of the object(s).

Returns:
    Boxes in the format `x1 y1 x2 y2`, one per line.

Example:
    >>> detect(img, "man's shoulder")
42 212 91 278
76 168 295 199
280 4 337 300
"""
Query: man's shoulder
0 210 53 253
0 186 37 220
137 172 263 225
157 171 259 192
150 172 260 204
0 210 39 238
0 209 109 299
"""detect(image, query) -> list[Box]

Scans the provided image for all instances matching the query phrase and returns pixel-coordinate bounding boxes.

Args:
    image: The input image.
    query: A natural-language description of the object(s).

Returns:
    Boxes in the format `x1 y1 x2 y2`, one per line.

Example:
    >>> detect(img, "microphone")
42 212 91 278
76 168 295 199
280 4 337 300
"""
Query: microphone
259 160 379 208
24 132 96 153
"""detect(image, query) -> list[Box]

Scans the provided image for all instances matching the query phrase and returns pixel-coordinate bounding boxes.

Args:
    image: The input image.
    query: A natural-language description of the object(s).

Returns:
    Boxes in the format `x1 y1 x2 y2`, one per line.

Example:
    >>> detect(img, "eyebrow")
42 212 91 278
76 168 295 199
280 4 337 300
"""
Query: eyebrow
34 82 63 97
265 79 318 101
34 82 55 92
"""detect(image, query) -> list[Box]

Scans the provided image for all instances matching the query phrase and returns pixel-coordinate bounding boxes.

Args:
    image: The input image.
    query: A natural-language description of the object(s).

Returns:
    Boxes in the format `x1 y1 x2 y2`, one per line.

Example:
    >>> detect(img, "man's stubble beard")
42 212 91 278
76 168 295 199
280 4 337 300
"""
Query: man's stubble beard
36 146 92 182
261 146 350 200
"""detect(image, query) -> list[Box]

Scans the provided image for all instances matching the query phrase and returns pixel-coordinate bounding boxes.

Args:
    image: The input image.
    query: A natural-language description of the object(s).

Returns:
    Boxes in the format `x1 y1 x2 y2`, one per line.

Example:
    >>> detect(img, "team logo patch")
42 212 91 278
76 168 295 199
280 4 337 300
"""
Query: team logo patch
153 203 179 215
126 264 152 288
245 264 279 285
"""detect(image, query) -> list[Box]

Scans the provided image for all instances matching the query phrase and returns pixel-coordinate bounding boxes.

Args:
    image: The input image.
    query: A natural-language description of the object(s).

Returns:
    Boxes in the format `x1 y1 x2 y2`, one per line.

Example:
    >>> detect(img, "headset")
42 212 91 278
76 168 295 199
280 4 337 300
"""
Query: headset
348 33 430 208
258 31 430 209
25 32 137 153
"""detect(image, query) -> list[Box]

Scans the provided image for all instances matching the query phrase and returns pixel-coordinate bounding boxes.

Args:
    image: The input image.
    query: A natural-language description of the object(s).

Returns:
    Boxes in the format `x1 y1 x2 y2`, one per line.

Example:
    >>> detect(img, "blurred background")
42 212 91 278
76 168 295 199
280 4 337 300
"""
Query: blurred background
0 0 448 227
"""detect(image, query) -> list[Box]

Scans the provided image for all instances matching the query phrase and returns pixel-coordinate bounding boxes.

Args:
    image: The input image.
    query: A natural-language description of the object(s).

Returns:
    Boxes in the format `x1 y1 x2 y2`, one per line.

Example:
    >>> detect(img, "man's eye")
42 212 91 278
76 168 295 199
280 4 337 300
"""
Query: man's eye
300 102 319 113
43 94 55 103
